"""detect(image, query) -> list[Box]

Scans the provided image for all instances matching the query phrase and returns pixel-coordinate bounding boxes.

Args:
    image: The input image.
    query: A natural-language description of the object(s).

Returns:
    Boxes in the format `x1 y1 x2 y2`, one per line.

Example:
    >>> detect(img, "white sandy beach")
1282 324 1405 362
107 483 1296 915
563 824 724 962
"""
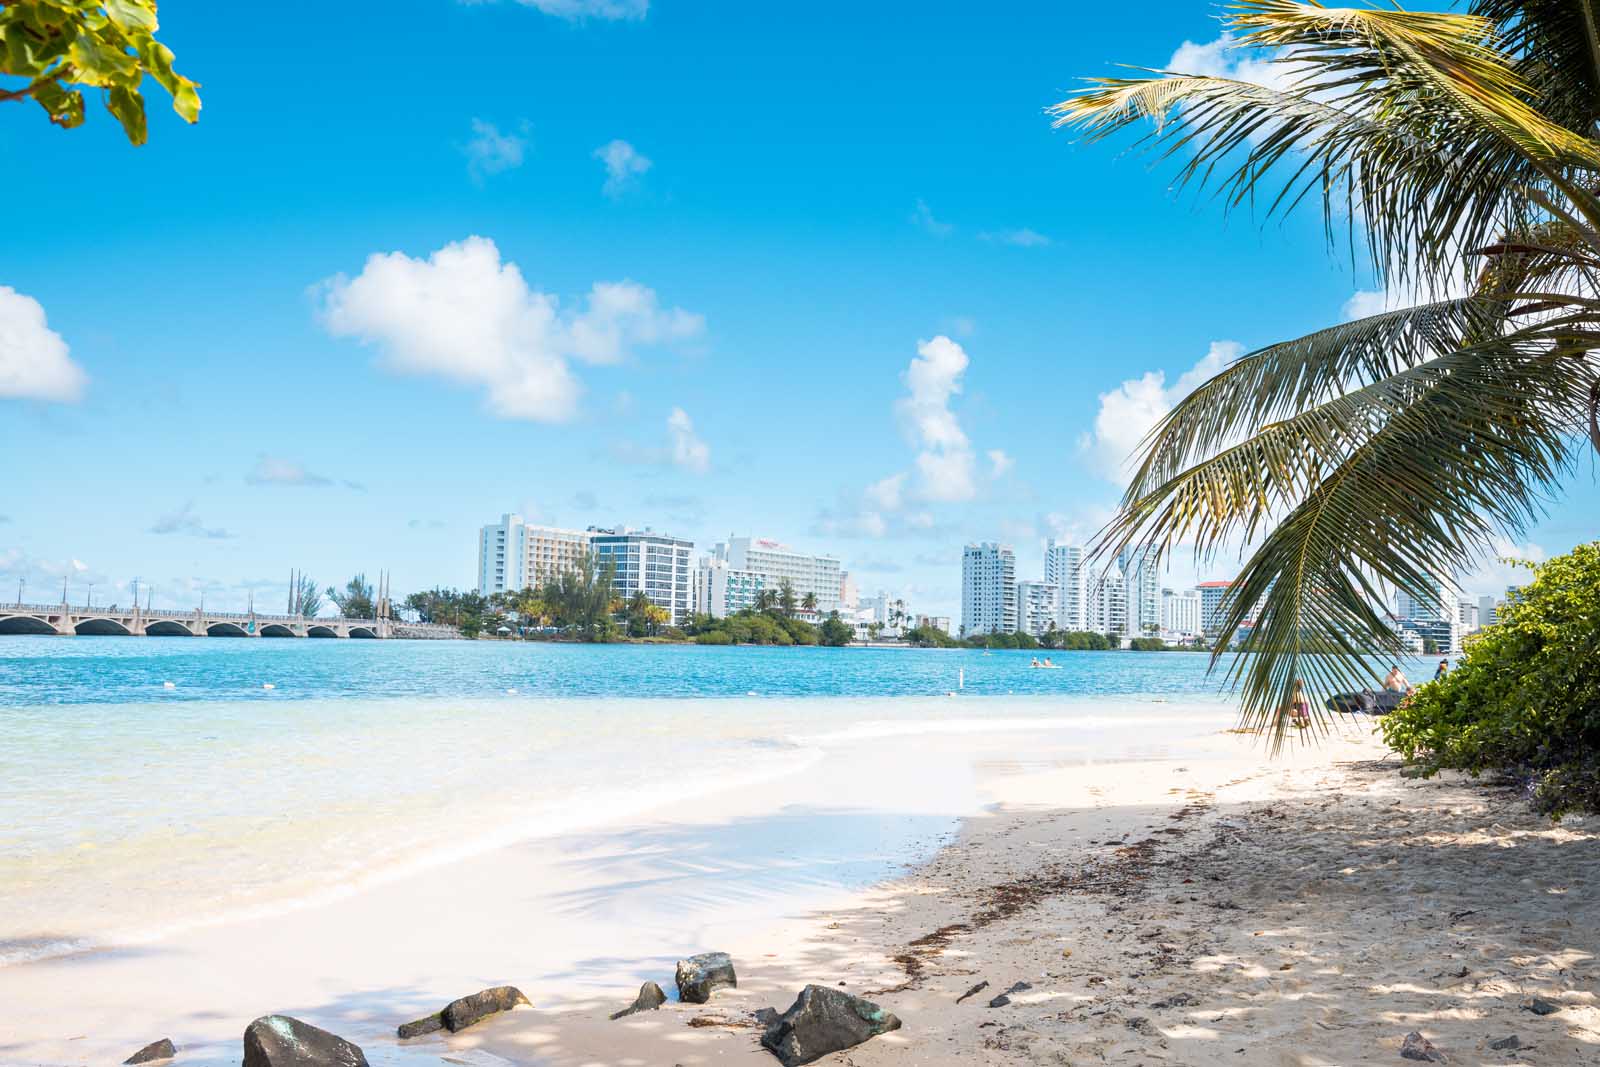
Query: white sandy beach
4 704 1597 1066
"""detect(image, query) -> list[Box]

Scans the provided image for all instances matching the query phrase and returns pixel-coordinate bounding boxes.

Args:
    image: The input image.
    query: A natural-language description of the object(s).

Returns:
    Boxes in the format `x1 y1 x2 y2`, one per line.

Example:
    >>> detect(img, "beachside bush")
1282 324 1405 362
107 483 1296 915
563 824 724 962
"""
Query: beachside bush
819 614 854 646
694 630 733 645
1382 542 1600 817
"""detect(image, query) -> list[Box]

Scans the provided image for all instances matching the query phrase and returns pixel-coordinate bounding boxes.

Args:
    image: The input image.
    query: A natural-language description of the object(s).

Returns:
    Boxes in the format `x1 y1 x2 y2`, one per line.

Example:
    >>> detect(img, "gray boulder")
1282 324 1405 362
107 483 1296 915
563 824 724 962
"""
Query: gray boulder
442 986 531 1032
242 1016 367 1067
124 1038 176 1064
610 981 668 1020
760 985 902 1066
1400 1031 1444 1062
395 1012 444 1040
676 952 737 1004
1524 997 1560 1016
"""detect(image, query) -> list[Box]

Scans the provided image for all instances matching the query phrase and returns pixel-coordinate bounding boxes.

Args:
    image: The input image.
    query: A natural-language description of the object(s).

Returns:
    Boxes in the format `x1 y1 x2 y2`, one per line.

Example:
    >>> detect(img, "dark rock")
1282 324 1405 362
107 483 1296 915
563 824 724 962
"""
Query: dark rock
752 1007 781 1028
610 982 667 1021
1524 997 1560 1016
1400 1031 1444 1062
1126 1016 1159 1037
1488 1035 1522 1051
676 952 737 1004
243 1016 367 1067
396 1013 444 1040
987 981 1032 1008
760 985 901 1067
441 986 531 1032
1151 992 1197 1010
124 1038 176 1064
955 980 989 1004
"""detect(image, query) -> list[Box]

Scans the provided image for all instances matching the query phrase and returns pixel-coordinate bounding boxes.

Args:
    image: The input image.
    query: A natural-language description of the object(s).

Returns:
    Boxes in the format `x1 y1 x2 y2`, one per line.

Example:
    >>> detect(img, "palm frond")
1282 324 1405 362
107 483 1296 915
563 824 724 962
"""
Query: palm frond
1051 0 1600 285
1100 337 1597 748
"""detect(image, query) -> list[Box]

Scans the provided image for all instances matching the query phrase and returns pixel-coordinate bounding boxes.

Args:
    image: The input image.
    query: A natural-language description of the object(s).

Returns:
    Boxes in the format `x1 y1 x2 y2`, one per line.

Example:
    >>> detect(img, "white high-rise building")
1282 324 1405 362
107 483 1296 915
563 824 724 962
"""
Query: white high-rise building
692 555 765 618
1161 588 1202 638
1118 545 1161 636
961 543 1017 637
721 536 842 615
1016 581 1061 638
1087 560 1127 635
590 528 694 626
1045 541 1087 631
1478 594 1500 628
477 514 593 596
1457 598 1479 633
1197 580 1233 638
1396 572 1456 623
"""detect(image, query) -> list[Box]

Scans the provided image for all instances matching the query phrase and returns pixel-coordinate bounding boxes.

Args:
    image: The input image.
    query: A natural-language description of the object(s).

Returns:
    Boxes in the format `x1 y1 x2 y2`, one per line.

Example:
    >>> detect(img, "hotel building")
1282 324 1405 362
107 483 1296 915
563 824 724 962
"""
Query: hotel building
590 528 695 626
476 514 593 597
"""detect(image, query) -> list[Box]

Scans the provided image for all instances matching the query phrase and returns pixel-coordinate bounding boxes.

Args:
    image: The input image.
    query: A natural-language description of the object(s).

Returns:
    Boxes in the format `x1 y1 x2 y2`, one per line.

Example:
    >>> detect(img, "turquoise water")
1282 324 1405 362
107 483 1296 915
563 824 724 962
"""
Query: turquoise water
0 638 1246 971
0 636 1229 704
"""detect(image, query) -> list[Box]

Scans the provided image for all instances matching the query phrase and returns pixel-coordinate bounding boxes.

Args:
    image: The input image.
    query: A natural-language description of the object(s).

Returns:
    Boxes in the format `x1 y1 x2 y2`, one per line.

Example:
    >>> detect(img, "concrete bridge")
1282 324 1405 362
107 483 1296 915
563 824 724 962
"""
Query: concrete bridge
0 602 461 639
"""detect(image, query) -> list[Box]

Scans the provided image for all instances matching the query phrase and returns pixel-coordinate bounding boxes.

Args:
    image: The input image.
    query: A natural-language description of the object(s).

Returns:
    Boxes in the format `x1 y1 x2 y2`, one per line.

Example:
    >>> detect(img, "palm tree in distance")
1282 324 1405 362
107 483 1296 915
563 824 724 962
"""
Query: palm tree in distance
1052 0 1600 745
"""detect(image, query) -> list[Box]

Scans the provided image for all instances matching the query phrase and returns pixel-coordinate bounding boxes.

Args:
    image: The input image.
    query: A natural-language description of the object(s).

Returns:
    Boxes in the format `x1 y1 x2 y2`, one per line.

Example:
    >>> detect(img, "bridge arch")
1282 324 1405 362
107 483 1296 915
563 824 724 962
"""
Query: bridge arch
144 620 195 637
347 626 378 639
75 618 133 637
206 622 250 638
259 624 298 638
0 615 57 635
307 625 339 638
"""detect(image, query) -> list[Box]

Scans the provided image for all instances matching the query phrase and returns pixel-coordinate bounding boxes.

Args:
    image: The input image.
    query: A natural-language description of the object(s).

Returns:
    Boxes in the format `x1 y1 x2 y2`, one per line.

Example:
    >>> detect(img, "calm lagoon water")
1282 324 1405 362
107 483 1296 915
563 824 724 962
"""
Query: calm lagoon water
0 638 1238 968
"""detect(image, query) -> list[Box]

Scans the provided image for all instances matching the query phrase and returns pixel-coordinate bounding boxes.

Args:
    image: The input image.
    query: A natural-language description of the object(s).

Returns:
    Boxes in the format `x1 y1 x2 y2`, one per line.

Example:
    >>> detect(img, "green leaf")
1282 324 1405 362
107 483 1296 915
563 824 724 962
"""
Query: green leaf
32 78 84 129
107 83 147 145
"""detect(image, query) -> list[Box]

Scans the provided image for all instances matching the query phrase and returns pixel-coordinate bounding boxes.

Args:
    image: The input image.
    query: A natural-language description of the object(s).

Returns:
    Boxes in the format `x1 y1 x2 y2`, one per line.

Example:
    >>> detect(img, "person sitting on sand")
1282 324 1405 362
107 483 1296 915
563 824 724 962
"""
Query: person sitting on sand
1383 664 1411 693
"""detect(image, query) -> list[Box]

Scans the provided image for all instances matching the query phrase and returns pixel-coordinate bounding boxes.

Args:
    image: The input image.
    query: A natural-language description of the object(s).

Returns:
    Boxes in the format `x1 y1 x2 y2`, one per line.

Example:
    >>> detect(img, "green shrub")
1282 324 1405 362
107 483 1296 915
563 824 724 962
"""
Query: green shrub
1381 542 1600 817
694 630 733 645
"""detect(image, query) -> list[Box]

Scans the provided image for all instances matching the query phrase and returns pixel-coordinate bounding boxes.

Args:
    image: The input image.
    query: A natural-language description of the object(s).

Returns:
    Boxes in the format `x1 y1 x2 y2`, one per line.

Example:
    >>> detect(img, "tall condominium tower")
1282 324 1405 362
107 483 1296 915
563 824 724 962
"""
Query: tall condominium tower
476 514 593 596
961 542 1017 637
1045 540 1087 631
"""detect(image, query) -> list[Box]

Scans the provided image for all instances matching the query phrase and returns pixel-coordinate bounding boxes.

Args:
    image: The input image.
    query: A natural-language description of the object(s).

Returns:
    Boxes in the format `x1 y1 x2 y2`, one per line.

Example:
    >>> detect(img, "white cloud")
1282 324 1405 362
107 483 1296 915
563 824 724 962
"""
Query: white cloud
247 456 334 487
864 473 906 511
1167 32 1287 88
568 282 703 364
910 199 953 238
594 139 651 198
317 236 702 422
1460 538 1546 598
667 407 710 473
508 0 648 19
896 335 976 502
980 228 1051 248
464 118 529 180
1081 340 1240 481
0 286 88 402
987 448 1014 478
149 502 234 540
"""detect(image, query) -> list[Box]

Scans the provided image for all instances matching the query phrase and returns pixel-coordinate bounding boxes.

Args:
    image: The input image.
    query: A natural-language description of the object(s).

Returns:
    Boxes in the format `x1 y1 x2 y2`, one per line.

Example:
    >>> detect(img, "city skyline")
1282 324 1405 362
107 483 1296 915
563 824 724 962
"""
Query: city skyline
2 2 1589 620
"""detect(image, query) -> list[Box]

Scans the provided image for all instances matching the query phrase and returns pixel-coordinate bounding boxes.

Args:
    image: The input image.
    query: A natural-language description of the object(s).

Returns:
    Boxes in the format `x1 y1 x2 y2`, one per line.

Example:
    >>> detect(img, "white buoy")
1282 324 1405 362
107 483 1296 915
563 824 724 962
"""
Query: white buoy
162 681 176 689
958 667 965 690
262 683 275 690
506 688 517 694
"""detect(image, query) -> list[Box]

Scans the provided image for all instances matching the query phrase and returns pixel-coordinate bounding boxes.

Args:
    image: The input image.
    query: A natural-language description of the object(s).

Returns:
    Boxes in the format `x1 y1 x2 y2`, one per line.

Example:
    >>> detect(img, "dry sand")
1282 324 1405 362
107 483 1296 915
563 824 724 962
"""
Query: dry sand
448 724 1600 1066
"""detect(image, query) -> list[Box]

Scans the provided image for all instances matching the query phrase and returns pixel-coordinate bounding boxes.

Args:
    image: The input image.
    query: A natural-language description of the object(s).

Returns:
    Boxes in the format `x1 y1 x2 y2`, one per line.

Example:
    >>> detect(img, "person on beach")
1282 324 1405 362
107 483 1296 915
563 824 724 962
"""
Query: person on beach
1434 659 1449 680
1285 679 1311 728
1383 664 1411 693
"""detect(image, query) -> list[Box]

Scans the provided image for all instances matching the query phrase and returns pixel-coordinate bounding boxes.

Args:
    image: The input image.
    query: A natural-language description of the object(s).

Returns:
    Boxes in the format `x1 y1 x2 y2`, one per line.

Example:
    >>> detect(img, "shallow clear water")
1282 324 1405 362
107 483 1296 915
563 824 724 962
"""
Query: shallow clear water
0 638 1243 969
0 636 1230 703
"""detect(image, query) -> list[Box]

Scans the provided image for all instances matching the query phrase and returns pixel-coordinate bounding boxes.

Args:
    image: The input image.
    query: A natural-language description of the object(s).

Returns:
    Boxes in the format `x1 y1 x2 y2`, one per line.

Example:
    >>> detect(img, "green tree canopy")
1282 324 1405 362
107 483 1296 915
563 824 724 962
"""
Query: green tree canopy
1383 542 1600 816
2 1 199 144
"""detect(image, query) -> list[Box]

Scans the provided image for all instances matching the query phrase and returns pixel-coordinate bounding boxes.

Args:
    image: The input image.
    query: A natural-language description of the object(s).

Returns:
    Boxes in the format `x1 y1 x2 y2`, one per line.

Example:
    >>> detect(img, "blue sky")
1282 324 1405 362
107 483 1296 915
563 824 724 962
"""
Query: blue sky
1 0 1593 617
